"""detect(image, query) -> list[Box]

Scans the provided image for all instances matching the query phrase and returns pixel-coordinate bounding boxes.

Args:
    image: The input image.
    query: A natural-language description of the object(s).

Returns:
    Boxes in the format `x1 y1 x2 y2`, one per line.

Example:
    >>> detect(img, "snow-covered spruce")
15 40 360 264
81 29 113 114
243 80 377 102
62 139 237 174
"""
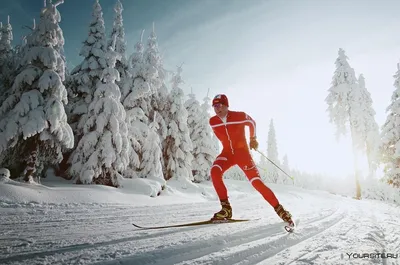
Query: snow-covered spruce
108 0 129 98
266 119 280 183
185 91 216 182
143 24 168 140
357 74 380 177
123 30 151 104
60 0 108 179
326 48 357 139
67 0 108 136
280 154 291 184
122 30 154 180
139 112 165 185
326 49 380 184
201 93 220 157
0 0 73 181
381 63 400 187
164 66 193 182
0 16 15 104
69 45 129 187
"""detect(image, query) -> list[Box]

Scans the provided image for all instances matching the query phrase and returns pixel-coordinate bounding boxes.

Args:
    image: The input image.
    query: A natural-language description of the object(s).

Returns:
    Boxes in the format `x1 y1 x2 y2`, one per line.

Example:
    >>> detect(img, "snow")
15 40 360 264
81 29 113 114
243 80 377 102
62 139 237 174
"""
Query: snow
1 176 399 265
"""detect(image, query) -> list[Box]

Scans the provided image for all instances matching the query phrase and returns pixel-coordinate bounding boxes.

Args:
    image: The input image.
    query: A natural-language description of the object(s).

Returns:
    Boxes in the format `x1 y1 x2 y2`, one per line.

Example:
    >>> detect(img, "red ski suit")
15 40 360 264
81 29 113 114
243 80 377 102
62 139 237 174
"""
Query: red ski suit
210 110 279 207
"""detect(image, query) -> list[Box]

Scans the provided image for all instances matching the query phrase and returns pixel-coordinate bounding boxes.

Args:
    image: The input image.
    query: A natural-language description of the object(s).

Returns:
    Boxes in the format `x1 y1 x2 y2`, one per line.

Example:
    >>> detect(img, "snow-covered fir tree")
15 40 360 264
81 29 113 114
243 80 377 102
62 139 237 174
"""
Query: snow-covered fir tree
123 30 151 106
357 74 380 177
143 23 168 140
0 18 13 70
185 91 202 179
0 0 74 181
108 0 126 60
185 91 216 182
67 0 108 136
122 30 155 179
280 154 291 184
325 48 362 197
266 119 280 183
258 152 269 180
69 45 129 187
326 49 356 139
139 111 165 184
125 26 168 179
10 19 34 76
381 62 400 188
59 0 108 178
107 0 128 95
200 92 218 179
0 17 15 103
202 91 220 155
164 66 193 181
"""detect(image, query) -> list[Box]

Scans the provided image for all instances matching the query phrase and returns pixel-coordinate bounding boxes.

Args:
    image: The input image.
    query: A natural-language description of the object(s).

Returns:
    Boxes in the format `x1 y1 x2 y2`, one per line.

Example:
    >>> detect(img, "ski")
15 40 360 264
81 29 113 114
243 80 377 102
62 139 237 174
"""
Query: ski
133 218 299 232
132 218 253 230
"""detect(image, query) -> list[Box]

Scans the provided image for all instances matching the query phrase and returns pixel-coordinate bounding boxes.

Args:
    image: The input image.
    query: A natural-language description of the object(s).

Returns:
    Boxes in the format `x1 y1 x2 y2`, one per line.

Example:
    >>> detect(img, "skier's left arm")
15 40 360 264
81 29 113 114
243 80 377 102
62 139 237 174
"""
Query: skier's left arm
243 112 258 150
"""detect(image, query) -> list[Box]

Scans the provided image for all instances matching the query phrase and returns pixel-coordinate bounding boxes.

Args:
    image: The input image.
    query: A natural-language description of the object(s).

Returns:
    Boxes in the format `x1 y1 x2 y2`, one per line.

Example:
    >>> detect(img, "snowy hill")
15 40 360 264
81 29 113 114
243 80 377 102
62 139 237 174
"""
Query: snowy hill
1 177 399 265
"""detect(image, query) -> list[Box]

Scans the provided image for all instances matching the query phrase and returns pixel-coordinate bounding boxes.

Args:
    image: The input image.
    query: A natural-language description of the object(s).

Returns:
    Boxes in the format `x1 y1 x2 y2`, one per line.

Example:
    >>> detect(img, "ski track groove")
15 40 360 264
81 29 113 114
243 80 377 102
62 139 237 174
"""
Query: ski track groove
0 209 340 265
174 211 346 265
91 209 343 265
277 219 354 265
0 206 211 227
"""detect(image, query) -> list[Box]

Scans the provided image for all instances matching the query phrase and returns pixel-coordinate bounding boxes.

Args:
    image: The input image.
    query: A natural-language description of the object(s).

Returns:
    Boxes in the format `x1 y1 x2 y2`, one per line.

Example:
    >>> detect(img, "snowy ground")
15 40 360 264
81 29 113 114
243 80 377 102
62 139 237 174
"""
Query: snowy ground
0 176 399 265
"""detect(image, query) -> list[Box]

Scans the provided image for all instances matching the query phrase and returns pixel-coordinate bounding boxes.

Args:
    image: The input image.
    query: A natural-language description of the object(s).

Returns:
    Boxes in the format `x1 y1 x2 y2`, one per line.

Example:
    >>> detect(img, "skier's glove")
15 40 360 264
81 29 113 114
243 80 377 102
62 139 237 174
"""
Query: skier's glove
249 136 258 150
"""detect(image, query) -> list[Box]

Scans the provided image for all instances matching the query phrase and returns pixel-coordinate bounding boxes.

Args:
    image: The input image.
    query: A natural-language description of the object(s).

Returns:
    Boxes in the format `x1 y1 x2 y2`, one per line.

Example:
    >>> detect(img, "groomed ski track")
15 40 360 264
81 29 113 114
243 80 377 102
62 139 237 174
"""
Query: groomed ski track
0 187 399 265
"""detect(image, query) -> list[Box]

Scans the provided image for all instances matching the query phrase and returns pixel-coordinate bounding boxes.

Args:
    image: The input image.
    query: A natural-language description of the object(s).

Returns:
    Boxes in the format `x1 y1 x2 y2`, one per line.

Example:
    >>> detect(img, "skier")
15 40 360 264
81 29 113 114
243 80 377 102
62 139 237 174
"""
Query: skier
209 94 294 226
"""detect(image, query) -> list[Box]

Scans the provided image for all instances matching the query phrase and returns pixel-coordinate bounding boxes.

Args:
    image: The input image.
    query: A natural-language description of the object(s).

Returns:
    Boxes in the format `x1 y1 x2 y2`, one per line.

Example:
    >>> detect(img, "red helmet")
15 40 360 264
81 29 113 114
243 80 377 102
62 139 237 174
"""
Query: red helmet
212 94 229 107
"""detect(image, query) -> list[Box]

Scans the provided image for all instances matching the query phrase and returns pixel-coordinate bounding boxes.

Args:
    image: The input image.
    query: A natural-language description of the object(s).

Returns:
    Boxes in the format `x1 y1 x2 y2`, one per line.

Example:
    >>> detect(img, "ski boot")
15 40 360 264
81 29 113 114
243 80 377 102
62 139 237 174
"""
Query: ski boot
274 204 295 231
211 200 232 221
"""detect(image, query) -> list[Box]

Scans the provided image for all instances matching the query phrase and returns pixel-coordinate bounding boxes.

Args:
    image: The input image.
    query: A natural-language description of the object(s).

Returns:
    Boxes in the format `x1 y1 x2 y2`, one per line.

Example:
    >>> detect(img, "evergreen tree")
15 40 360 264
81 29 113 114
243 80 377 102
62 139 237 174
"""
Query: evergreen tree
326 49 355 139
69 45 129 187
67 0 108 136
325 48 362 198
266 119 280 183
202 91 220 155
200 92 218 180
185 91 216 182
123 30 150 103
59 0 108 178
281 154 291 184
0 17 15 103
143 24 168 141
164 66 193 181
258 152 269 181
185 91 201 178
108 0 128 96
357 74 380 177
0 0 74 181
381 63 400 188
122 30 153 179
139 111 164 184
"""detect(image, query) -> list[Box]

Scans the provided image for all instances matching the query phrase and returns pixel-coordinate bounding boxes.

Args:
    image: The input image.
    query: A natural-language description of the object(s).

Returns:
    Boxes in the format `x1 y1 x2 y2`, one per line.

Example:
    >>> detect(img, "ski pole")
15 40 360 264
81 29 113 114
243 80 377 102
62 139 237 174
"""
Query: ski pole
255 149 294 181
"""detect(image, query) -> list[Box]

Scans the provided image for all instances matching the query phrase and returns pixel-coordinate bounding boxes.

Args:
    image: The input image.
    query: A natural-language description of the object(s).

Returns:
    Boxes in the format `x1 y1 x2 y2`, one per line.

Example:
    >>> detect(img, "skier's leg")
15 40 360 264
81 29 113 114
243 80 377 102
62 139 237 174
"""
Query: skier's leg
211 153 234 219
211 154 233 201
237 151 294 224
237 151 279 207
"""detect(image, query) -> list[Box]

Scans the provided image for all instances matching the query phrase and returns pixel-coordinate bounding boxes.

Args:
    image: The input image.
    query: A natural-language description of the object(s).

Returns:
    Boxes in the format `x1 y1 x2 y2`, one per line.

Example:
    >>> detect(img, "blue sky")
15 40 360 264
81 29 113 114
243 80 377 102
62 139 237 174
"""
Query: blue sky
3 0 400 178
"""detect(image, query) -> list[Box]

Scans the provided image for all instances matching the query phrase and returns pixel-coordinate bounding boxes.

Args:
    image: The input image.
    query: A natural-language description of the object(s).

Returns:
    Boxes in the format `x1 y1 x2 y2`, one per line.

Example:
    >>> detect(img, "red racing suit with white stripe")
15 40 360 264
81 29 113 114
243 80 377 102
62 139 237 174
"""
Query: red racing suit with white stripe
209 110 279 207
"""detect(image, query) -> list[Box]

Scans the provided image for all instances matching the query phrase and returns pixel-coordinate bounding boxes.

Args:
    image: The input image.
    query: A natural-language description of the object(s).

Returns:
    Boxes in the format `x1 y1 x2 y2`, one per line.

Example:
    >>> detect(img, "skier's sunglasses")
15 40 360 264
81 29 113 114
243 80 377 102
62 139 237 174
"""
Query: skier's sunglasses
213 103 224 108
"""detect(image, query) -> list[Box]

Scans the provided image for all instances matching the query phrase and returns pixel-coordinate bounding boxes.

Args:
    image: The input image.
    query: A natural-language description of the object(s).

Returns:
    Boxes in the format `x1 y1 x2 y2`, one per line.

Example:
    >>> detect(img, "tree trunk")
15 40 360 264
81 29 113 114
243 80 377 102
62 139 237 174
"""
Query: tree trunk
350 127 362 200
23 136 39 182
